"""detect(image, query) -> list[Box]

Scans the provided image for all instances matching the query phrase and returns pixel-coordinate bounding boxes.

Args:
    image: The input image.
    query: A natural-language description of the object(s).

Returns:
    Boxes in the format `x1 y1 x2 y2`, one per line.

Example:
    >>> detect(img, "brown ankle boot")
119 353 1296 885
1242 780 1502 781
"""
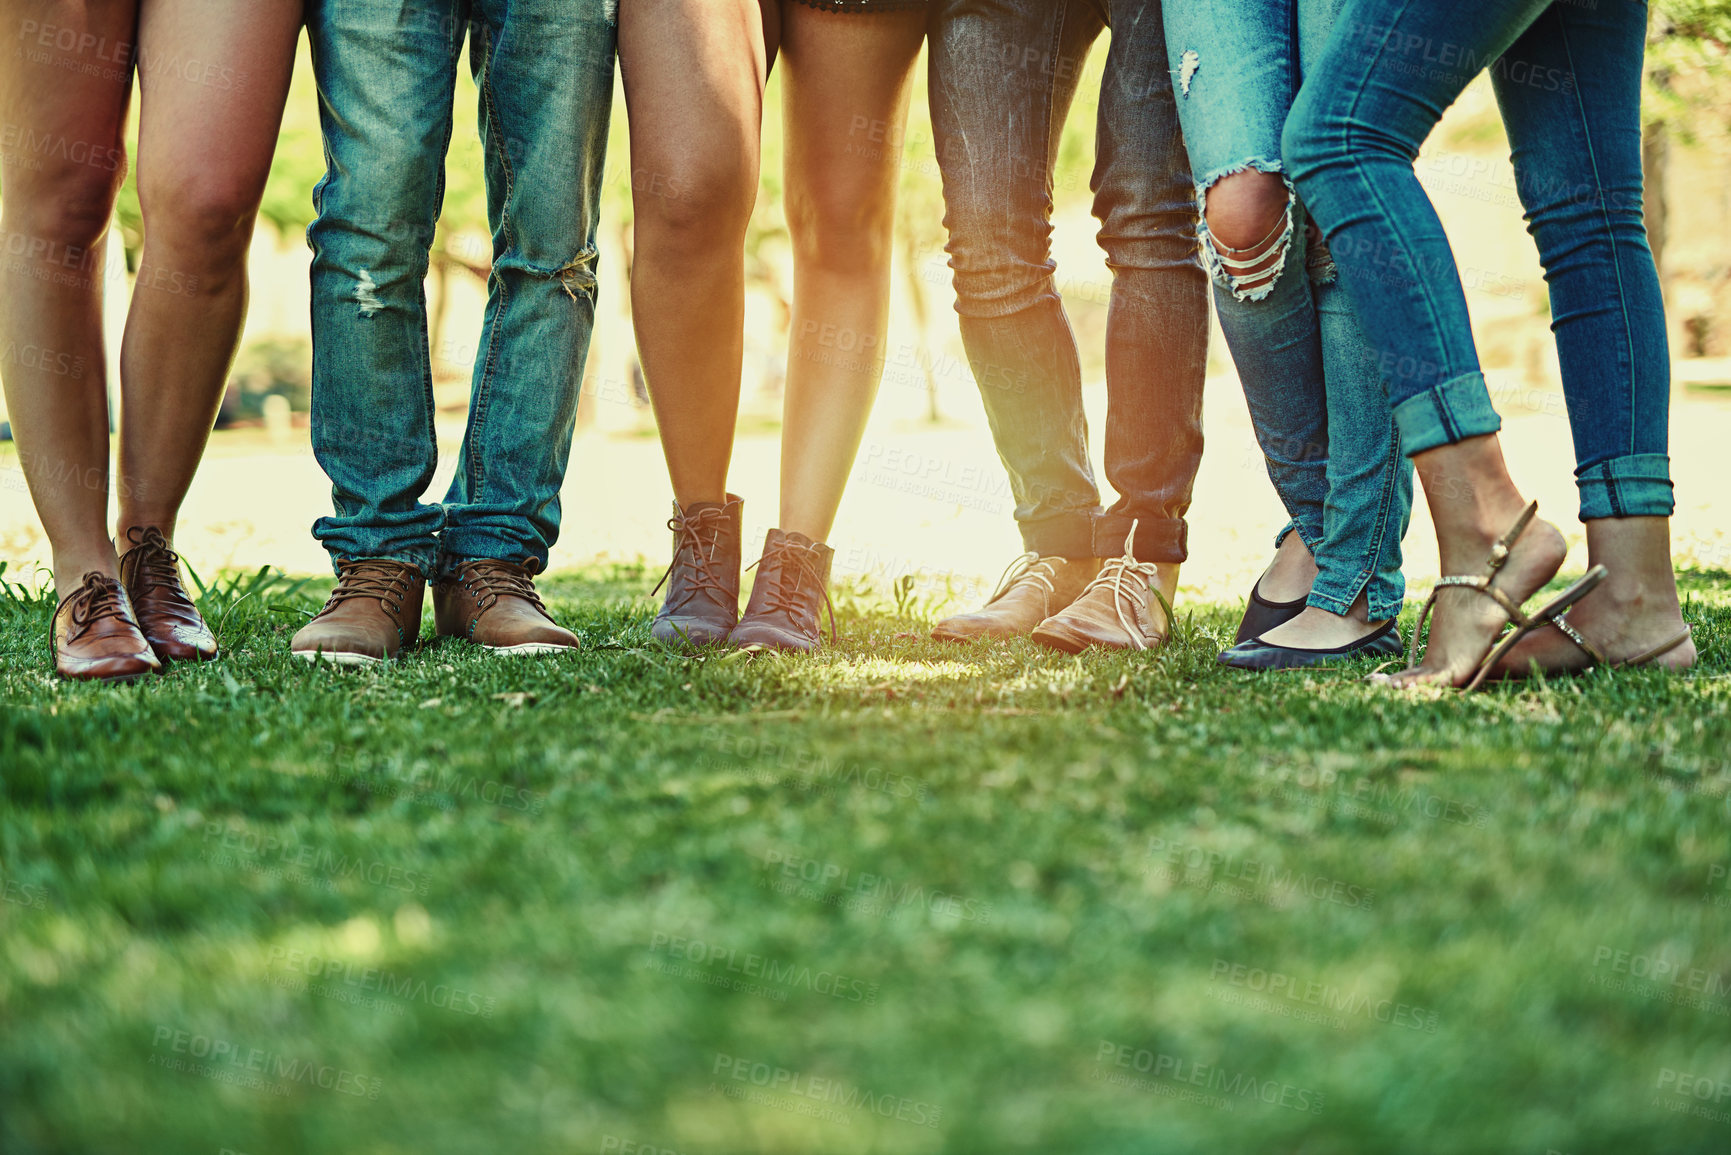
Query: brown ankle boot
433 558 576 655
1032 526 1170 653
650 495 742 647
730 529 836 653
291 559 425 666
119 526 217 663
53 572 160 683
932 553 1100 641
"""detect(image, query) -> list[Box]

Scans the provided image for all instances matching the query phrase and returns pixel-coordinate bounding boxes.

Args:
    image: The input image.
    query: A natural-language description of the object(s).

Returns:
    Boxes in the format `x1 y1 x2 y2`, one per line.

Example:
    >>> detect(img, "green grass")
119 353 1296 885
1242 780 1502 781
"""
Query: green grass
3 563 1730 1154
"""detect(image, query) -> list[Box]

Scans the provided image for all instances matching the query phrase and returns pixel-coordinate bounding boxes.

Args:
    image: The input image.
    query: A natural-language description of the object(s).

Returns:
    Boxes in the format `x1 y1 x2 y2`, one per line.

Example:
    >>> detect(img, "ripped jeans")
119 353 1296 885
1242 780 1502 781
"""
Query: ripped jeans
1165 0 1412 620
305 0 616 576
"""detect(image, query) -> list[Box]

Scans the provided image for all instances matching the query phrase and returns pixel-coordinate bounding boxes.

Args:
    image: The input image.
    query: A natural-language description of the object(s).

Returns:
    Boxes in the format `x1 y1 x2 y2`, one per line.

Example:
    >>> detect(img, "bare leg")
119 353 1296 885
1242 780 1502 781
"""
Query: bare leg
618 0 767 507
1386 433 1568 687
776 4 924 541
116 0 301 545
0 0 136 597
1489 515 1696 676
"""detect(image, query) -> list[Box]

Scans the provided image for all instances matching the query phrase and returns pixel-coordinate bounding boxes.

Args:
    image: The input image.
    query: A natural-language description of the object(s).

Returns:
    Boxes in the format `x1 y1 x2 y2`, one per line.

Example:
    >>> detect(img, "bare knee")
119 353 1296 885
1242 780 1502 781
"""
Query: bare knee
1 166 124 253
631 153 757 257
138 178 260 273
785 173 896 277
1201 170 1294 300
1204 170 1289 252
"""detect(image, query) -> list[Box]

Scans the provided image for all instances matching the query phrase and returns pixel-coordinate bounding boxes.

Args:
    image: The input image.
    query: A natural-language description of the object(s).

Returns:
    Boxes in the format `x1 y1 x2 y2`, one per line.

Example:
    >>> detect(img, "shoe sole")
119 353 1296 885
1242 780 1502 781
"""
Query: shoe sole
1030 624 1090 654
292 650 386 668
480 642 577 656
1032 621 1161 654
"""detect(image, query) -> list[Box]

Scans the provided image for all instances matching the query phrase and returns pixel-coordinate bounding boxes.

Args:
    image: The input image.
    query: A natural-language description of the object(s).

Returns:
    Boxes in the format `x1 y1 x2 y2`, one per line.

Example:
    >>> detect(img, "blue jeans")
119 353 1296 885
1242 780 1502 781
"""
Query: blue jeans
1285 0 1673 520
1165 0 1413 619
305 0 617 577
928 0 1209 563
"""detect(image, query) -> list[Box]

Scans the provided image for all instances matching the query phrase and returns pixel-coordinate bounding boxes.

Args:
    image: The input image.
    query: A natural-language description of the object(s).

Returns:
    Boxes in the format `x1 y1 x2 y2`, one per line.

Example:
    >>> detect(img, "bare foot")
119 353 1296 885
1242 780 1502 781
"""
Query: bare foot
1260 593 1388 651
1489 516 1696 678
1380 517 1566 688
1256 531 1318 603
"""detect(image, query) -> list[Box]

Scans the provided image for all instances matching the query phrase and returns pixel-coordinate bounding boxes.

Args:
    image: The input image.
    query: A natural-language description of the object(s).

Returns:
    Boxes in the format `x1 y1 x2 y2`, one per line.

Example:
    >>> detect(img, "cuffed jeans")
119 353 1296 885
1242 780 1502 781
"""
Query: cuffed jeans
305 0 617 577
1164 0 1412 619
1285 0 1673 520
929 0 1210 564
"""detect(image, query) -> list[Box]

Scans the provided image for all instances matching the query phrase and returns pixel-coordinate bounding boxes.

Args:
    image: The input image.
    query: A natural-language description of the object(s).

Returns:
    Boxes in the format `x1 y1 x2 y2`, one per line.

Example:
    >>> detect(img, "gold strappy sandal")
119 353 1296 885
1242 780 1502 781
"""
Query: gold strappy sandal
1394 501 1608 692
1499 609 1692 682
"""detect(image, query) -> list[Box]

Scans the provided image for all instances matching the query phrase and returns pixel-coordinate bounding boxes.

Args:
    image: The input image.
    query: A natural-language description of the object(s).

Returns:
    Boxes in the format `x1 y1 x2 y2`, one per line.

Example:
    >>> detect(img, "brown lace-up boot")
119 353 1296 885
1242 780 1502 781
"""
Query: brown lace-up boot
52 572 160 682
730 529 836 653
433 557 576 654
1032 525 1172 652
290 559 425 666
119 526 217 663
931 552 1100 642
650 494 742 647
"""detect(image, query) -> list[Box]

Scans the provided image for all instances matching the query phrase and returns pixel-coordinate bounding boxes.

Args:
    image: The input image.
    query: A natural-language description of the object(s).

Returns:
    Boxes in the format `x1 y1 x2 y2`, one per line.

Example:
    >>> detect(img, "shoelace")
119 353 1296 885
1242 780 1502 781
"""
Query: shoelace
1078 521 1168 652
651 506 734 609
987 552 1059 606
456 559 546 613
124 526 186 593
326 561 414 616
62 572 133 641
746 538 837 644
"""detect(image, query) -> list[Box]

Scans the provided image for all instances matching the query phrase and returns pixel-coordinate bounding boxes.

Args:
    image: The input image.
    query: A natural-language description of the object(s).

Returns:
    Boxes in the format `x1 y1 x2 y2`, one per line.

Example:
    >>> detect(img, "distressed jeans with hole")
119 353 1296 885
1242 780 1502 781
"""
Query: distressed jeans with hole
306 0 616 577
928 0 1209 564
1164 0 1412 619
1285 0 1672 520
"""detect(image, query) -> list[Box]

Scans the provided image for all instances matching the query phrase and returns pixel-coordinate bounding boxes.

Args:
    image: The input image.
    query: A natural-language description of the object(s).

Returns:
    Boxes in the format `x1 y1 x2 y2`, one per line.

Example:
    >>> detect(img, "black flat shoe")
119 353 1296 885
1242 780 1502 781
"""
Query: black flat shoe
1234 578 1309 643
1218 619 1403 670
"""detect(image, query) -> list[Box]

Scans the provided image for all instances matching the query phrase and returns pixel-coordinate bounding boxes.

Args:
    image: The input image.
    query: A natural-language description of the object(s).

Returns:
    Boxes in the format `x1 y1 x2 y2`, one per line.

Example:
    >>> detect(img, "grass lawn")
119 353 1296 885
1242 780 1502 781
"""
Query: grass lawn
2 562 1729 1154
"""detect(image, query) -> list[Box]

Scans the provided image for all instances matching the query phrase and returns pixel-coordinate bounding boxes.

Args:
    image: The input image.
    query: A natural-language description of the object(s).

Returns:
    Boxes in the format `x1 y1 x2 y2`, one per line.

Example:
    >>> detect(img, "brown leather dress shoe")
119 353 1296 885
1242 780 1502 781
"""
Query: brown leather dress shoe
1032 528 1170 653
650 494 742 647
118 526 217 663
291 559 425 666
433 558 576 655
729 529 836 652
53 571 160 683
932 553 1101 642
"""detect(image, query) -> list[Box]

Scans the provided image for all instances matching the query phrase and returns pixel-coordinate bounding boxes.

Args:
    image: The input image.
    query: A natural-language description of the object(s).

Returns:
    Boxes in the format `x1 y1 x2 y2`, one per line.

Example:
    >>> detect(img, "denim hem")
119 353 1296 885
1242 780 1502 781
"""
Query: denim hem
1094 513 1187 564
434 539 551 580
1019 513 1101 561
323 548 436 580
1276 518 1326 559
1577 452 1674 520
1391 371 1503 455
